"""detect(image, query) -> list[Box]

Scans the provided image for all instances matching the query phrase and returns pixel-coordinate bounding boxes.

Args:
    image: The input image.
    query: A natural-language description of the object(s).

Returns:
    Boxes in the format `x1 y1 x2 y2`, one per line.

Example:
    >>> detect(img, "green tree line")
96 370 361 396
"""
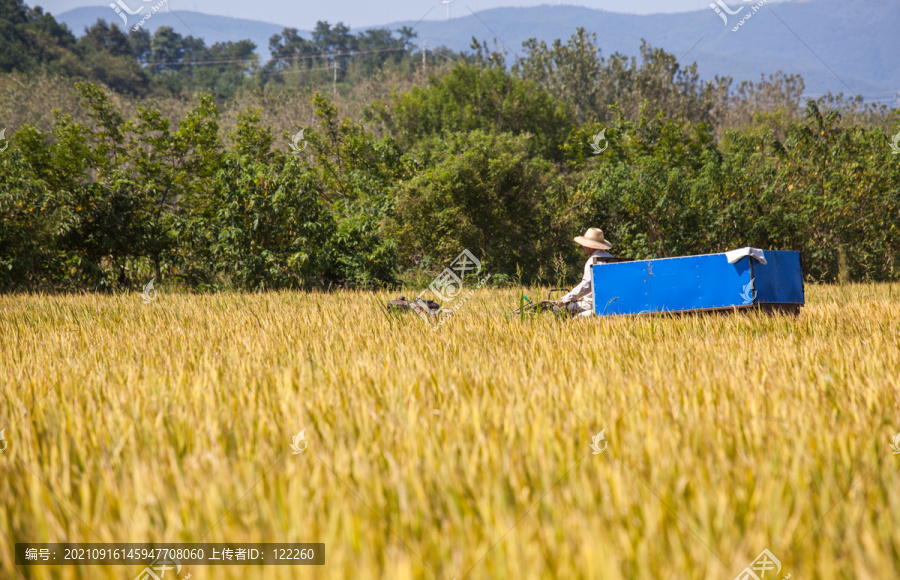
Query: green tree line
1 0 898 290
1 71 898 291
0 0 460 100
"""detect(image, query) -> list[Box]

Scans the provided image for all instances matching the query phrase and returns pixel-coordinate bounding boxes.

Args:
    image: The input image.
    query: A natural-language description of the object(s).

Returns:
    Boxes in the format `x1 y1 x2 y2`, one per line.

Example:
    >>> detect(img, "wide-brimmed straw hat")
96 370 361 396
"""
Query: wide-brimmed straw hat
574 227 613 250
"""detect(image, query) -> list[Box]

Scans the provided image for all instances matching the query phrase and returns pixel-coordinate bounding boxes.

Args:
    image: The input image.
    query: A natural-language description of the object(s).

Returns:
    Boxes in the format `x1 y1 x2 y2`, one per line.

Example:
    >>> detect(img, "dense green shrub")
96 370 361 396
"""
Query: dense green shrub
199 155 332 290
369 63 574 162
389 130 569 280
575 103 900 281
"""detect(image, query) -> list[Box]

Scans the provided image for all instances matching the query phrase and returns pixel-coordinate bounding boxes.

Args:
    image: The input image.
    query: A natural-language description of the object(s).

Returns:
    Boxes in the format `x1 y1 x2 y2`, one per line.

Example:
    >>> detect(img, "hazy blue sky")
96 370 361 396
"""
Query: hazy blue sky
37 0 732 29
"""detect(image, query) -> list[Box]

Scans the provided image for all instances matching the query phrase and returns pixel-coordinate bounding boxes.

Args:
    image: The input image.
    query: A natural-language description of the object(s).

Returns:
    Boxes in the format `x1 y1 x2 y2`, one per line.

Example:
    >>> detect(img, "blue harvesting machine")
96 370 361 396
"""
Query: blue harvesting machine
591 250 804 316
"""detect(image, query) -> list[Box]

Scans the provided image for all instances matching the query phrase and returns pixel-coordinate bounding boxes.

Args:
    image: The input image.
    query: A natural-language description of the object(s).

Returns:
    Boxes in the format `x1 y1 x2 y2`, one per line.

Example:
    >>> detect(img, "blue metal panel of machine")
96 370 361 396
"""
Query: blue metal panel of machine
754 251 805 304
593 260 651 315
592 250 803 316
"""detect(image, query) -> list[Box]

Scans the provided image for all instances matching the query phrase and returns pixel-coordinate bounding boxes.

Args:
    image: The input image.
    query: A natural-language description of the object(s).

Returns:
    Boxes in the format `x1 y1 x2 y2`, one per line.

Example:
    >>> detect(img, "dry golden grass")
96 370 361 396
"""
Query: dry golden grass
1 283 898 579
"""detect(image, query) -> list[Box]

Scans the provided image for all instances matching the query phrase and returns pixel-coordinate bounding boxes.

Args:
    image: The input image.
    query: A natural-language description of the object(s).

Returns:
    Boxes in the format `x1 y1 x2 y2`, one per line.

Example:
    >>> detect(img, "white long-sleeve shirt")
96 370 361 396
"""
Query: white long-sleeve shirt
560 250 614 311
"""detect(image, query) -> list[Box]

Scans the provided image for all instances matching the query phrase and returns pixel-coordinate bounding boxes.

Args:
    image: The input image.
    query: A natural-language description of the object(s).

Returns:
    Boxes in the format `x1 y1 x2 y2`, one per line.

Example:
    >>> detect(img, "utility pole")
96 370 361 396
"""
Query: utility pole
422 42 427 74
332 60 339 97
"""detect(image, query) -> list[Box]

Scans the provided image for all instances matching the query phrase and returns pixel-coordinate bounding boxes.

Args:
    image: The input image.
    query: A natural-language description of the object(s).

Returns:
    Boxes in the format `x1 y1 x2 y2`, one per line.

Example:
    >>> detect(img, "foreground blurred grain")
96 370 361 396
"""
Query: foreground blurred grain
1 284 898 580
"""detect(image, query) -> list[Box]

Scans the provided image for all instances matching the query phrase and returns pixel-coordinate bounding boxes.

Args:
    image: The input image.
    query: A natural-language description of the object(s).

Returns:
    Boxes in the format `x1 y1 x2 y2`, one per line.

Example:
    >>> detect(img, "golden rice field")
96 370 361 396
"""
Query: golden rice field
1 283 899 580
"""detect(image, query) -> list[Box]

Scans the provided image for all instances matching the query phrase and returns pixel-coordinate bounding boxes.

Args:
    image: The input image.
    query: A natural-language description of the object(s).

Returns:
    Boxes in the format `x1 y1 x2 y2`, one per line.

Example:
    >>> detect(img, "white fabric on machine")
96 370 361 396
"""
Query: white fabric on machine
725 247 767 265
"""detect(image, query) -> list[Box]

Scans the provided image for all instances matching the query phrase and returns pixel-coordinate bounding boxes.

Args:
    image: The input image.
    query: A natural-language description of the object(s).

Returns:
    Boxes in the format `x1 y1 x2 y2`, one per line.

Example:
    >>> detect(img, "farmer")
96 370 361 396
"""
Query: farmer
556 228 614 317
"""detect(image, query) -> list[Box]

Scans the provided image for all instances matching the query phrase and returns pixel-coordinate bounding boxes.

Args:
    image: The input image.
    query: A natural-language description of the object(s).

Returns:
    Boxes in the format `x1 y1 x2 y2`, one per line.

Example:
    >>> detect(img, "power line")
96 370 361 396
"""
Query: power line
145 46 412 68
259 65 333 76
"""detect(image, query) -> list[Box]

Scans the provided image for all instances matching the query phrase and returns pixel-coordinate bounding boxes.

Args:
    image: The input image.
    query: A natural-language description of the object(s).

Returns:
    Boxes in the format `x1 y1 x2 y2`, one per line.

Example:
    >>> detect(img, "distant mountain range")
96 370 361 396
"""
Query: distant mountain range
57 0 900 103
